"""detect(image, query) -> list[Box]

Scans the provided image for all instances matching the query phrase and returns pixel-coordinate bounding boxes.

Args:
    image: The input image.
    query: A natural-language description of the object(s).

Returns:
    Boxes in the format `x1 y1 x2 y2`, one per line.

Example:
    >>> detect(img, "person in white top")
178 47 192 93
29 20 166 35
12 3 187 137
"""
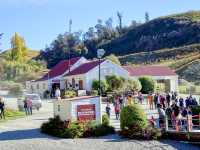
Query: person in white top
55 87 61 99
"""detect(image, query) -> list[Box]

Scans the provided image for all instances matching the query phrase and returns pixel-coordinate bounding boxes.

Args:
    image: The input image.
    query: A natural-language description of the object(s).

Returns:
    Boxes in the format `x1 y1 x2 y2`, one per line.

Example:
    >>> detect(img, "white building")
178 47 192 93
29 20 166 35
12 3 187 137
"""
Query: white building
123 65 178 92
63 59 129 91
27 57 179 97
27 57 87 96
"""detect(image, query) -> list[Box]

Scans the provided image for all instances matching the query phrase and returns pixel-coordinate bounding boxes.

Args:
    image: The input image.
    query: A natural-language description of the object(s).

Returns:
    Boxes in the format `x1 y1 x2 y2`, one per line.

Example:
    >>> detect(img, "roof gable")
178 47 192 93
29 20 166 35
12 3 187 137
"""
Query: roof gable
123 65 177 76
37 57 81 81
65 60 104 76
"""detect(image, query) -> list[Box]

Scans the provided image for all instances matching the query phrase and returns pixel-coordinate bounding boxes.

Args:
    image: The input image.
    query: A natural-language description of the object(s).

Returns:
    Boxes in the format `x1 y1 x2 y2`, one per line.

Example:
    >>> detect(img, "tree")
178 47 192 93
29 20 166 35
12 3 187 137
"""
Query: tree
117 11 123 34
105 54 121 65
145 12 150 23
125 78 142 92
106 75 124 92
139 76 156 94
10 32 28 61
92 80 108 94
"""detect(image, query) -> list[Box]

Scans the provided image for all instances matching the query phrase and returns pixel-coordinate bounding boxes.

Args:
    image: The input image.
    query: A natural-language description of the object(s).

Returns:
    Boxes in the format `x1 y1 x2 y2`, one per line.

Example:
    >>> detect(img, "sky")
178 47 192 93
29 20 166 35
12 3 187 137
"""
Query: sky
0 0 200 51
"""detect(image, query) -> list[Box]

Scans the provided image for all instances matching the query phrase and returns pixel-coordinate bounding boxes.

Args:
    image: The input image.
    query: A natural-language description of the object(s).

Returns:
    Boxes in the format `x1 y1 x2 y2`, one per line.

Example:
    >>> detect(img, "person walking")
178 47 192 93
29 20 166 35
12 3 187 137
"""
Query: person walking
24 99 29 115
158 106 166 128
154 93 158 109
27 98 33 115
106 103 111 118
114 102 120 120
147 93 153 110
166 92 171 107
0 97 5 119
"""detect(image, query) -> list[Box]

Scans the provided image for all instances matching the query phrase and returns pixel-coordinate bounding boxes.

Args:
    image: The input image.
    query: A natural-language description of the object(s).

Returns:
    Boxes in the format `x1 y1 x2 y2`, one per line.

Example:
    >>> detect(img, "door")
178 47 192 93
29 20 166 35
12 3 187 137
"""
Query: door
79 80 83 90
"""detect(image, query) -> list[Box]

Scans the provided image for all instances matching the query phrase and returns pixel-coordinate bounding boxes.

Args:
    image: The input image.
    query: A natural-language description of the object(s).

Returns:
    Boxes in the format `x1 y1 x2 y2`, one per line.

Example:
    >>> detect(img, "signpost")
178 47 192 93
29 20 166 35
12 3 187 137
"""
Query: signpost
77 104 96 121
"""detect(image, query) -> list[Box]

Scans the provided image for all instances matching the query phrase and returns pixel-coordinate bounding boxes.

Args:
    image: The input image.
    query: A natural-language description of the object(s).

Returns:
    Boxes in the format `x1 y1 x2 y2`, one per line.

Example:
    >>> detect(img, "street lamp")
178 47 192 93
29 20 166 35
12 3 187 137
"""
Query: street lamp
97 49 105 96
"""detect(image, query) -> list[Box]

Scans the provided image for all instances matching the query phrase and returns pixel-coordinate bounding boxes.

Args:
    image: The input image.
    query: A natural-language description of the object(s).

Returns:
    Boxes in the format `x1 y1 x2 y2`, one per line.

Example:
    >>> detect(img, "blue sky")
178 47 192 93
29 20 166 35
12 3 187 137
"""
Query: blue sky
0 0 200 51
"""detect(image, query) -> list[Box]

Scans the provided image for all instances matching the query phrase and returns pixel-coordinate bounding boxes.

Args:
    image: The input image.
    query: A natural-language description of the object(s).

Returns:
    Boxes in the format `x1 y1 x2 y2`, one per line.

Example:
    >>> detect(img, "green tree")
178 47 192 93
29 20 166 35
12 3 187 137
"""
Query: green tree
139 76 156 94
92 80 108 94
105 54 121 65
106 75 124 92
125 78 142 92
10 32 28 61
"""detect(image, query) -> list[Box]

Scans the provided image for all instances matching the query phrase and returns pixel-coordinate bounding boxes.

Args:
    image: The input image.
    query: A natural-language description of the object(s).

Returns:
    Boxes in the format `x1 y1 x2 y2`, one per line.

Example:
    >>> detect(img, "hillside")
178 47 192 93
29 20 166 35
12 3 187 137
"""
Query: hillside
99 11 200 56
0 49 40 60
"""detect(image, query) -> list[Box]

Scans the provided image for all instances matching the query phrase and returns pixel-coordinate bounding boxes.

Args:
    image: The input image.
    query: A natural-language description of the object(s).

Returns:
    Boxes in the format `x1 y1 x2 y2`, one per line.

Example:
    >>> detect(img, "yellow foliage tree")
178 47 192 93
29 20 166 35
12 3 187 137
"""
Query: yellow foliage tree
10 32 28 61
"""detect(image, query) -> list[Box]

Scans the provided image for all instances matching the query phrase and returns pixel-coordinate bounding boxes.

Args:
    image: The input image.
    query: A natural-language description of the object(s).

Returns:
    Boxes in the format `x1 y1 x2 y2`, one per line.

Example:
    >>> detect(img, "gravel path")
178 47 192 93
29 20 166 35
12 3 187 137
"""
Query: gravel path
0 101 200 150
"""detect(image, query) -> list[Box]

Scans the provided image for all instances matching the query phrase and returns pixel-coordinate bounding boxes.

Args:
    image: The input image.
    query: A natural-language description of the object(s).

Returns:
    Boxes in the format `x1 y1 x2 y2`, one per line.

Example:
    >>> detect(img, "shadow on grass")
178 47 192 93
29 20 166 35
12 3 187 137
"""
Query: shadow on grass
0 128 58 141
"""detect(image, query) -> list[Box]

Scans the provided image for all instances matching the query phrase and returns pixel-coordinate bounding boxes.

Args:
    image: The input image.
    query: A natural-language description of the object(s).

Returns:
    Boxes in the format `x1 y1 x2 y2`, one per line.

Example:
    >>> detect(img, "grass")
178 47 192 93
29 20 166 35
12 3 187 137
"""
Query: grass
0 108 25 123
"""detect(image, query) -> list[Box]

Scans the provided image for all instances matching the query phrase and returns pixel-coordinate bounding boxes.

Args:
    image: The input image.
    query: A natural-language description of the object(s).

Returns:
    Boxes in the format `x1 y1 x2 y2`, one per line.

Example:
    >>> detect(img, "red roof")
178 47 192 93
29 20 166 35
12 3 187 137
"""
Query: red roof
65 60 104 76
37 57 81 81
123 66 177 76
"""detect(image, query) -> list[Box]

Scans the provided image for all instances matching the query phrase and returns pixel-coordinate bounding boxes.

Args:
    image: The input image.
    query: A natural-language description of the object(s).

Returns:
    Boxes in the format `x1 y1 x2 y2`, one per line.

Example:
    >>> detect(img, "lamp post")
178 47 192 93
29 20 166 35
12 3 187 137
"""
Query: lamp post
97 49 105 96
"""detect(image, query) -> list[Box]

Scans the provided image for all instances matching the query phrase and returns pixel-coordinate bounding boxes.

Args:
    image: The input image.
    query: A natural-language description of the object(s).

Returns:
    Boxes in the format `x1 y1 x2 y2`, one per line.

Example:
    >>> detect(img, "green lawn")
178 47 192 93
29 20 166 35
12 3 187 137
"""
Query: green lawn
0 108 25 123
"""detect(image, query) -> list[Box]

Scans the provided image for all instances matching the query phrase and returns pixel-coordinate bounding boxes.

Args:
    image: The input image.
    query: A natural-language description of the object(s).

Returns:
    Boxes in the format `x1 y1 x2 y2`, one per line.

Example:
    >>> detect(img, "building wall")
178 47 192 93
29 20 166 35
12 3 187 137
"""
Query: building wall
132 75 179 92
85 60 129 91
26 81 48 97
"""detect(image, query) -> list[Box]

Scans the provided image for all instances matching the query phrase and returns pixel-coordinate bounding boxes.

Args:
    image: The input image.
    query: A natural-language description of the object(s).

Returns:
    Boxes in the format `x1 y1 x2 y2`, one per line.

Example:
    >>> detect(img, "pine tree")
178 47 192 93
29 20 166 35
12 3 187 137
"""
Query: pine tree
145 12 150 23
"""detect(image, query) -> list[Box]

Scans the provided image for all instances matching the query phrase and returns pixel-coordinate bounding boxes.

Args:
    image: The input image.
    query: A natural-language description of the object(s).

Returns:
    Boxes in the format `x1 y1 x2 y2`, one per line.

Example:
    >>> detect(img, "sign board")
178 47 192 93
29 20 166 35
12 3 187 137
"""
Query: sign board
77 104 96 121
78 90 87 96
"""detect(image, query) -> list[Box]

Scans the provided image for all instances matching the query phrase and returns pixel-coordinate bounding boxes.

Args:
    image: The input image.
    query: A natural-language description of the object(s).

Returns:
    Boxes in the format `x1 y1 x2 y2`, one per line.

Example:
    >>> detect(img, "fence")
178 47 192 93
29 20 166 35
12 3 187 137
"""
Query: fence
165 114 200 132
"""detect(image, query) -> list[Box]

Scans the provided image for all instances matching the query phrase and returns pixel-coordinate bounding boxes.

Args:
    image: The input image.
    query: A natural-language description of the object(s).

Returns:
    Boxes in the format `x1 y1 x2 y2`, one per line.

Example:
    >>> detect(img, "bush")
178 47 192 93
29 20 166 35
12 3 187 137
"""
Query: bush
120 105 147 130
62 90 76 98
139 76 156 94
90 90 98 96
102 114 110 126
92 80 108 94
41 116 115 138
106 75 125 92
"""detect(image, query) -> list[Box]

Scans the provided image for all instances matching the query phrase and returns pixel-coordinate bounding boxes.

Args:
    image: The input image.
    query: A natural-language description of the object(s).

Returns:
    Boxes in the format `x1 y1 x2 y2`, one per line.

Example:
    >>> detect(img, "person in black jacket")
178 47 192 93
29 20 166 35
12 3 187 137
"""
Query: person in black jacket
0 97 5 119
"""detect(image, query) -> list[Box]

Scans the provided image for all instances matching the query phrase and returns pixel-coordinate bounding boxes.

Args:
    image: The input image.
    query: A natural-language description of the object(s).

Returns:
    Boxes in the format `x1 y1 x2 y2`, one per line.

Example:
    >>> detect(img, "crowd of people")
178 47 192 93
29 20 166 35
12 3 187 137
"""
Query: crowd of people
105 91 200 131
148 91 199 131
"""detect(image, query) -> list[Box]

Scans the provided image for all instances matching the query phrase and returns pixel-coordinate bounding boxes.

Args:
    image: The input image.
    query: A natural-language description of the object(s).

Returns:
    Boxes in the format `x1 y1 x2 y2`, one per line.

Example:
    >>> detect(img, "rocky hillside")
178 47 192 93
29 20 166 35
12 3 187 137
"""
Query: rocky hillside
100 11 200 56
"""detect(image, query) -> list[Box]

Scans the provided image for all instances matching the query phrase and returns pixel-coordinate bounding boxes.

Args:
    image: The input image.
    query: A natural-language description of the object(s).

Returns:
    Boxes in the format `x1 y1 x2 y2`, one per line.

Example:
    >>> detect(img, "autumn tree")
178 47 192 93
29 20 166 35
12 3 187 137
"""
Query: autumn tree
10 32 28 61
105 54 121 65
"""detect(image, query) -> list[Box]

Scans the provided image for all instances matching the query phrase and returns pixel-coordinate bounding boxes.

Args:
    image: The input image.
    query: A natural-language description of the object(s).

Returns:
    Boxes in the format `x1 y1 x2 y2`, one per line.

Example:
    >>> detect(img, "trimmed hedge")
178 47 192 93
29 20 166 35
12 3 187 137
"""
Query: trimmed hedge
120 105 148 130
139 76 156 94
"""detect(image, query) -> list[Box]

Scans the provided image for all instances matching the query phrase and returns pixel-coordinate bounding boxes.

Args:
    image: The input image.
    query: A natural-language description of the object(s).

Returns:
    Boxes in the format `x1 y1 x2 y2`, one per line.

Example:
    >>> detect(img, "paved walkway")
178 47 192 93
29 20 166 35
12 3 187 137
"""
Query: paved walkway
0 100 200 150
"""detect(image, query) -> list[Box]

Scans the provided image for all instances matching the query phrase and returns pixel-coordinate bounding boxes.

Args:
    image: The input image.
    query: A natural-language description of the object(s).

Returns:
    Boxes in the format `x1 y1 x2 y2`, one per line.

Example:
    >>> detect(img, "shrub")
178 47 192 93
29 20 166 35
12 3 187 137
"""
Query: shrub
41 116 115 138
63 90 76 98
120 105 147 130
139 76 156 94
106 75 125 92
92 124 115 137
102 114 110 126
92 80 108 94
90 90 98 96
